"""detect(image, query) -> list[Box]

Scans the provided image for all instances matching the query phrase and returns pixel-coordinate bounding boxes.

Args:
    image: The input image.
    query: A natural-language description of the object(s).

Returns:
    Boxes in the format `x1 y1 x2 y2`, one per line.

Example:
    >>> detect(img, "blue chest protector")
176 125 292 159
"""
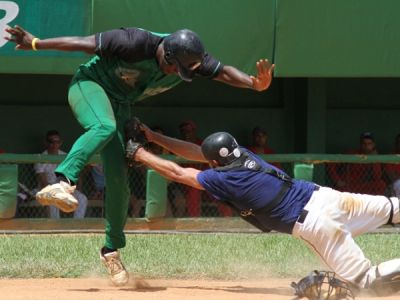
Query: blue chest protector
214 152 295 233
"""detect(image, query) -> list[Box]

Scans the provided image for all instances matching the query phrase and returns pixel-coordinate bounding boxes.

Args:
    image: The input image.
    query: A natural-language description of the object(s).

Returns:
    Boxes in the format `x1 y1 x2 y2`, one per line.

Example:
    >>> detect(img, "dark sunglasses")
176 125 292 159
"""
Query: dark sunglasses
47 139 61 144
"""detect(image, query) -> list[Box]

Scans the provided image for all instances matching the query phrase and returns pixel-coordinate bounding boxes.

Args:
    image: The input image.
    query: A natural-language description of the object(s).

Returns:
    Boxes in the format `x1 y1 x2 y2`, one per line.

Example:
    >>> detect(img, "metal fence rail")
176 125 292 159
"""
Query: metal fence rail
2 153 400 219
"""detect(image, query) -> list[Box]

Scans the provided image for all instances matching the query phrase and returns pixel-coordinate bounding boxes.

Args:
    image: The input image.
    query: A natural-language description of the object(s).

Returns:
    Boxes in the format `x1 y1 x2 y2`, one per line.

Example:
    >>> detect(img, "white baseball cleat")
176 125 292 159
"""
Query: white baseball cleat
100 248 129 286
36 181 78 213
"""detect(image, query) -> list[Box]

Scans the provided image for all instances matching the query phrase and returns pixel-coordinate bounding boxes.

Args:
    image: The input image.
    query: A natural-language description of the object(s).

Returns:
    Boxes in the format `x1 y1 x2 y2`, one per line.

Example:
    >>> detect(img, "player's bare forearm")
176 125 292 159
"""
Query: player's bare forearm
135 148 204 189
33 36 96 54
215 66 253 88
146 130 207 162
4 25 95 54
214 59 274 91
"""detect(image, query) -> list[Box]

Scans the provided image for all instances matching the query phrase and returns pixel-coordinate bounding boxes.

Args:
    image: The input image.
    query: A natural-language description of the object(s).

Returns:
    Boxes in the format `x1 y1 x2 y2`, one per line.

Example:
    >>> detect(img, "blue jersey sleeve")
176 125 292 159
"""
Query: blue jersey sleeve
197 169 223 200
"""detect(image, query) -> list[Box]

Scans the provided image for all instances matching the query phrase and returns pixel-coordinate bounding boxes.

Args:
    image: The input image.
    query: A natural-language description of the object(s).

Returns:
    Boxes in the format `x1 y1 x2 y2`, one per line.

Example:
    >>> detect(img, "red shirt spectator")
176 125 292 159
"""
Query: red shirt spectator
178 120 232 217
248 126 282 169
383 133 400 197
328 132 386 195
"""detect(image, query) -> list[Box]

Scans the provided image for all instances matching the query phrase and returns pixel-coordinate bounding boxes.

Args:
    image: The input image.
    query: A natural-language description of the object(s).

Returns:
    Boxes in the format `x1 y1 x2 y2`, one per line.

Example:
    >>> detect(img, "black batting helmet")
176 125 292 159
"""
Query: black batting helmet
201 132 242 166
163 29 205 82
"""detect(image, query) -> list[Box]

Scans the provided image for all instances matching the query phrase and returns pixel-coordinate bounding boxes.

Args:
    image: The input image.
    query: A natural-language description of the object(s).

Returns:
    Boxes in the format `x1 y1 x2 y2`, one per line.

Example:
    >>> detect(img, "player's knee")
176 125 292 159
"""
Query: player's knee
96 121 117 141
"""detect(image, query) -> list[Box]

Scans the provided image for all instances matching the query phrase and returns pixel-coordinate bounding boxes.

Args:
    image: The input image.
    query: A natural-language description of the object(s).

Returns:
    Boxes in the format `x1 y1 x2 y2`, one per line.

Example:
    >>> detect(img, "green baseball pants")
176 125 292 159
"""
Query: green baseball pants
56 79 131 249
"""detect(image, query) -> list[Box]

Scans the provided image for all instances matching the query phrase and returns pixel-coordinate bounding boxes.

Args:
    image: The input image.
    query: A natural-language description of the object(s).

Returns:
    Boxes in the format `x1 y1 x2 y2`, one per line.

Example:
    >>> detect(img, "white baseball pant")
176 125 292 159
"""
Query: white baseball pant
292 186 400 288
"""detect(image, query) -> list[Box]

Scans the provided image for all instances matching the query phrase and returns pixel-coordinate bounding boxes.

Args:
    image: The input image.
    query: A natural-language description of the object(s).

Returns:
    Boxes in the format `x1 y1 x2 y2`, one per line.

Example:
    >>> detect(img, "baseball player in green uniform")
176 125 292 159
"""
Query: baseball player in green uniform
4 24 274 286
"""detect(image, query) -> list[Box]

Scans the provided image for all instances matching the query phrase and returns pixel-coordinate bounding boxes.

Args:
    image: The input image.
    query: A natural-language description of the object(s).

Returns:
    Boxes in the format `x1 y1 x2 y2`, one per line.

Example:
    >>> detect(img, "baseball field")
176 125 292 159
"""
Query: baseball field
1 233 399 299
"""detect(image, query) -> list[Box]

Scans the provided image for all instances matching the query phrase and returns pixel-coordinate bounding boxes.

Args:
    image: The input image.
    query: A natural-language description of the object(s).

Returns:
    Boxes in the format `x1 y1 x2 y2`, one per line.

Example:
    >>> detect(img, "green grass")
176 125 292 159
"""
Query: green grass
0 233 399 279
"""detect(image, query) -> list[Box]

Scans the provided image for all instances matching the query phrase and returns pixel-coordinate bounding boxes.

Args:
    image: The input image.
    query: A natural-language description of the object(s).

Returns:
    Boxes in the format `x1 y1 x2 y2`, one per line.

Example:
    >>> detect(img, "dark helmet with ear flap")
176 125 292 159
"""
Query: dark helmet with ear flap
163 29 205 82
201 132 242 165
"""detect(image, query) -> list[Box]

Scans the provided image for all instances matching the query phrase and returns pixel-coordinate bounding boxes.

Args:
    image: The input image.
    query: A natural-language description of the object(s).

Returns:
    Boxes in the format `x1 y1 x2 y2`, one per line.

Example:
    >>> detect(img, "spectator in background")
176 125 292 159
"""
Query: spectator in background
90 164 105 200
178 120 204 217
248 126 282 169
179 120 202 145
0 148 4 154
383 133 400 197
328 132 386 195
176 120 232 217
34 130 88 218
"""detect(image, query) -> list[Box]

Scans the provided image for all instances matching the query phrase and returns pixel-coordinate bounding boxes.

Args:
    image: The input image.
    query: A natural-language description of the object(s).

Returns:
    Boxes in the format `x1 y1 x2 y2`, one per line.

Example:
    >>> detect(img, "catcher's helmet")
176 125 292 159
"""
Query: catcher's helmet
201 132 242 166
291 270 355 300
163 29 205 82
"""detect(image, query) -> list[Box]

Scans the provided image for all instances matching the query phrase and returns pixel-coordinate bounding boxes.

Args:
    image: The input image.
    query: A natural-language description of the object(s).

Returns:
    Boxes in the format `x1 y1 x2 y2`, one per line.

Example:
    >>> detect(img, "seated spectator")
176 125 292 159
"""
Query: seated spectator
177 120 204 216
328 132 386 195
34 130 88 218
248 126 282 169
383 133 400 197
90 164 105 200
173 120 231 217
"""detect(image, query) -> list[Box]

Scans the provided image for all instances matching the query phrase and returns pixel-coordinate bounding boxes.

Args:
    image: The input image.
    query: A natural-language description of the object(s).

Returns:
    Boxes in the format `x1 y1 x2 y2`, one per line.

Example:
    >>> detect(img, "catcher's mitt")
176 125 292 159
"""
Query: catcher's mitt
124 117 147 166
124 117 147 144
291 270 355 300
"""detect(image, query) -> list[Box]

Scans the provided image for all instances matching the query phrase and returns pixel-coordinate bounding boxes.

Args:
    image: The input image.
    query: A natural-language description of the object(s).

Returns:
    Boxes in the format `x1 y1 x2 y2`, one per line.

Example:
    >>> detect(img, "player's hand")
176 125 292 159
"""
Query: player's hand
250 59 275 91
4 25 36 50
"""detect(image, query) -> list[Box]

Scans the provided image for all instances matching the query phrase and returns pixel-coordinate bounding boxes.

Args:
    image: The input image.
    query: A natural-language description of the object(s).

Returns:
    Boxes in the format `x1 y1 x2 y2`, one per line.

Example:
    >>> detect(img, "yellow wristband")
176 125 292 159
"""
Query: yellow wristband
31 38 39 51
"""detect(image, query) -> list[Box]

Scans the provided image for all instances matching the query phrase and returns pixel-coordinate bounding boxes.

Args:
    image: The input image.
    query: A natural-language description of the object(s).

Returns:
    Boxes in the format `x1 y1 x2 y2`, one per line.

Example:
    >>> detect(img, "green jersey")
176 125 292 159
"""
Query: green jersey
72 27 223 103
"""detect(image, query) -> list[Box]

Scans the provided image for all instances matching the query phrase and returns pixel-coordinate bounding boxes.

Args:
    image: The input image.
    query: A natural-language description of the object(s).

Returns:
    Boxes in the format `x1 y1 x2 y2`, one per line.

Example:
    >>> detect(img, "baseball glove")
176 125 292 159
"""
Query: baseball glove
291 270 355 300
124 117 147 144
124 117 147 166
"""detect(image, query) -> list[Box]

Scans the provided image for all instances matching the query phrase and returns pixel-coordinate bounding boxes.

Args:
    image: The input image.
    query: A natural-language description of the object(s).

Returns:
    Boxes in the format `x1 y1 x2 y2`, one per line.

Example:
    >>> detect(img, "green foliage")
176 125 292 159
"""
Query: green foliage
0 233 398 279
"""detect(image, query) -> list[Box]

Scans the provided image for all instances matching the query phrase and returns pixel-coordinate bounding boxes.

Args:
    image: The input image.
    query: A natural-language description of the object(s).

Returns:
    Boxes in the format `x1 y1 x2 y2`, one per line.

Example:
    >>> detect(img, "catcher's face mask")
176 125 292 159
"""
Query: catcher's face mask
291 270 355 300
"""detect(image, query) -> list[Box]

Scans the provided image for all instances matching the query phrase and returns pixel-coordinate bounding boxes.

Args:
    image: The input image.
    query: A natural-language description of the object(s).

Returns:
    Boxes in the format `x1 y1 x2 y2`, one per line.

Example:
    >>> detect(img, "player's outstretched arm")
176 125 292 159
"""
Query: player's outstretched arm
141 123 208 163
134 147 204 190
4 25 95 54
214 59 275 91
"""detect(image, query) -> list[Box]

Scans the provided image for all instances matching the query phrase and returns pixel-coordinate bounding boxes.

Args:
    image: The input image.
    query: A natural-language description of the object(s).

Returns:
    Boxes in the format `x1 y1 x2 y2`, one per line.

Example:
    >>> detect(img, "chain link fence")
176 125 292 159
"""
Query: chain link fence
9 156 400 219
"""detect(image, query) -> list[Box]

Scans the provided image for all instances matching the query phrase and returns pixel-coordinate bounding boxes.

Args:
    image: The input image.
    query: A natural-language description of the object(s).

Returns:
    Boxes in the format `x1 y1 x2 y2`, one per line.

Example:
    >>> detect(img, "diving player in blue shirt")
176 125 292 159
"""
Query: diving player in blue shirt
128 126 400 297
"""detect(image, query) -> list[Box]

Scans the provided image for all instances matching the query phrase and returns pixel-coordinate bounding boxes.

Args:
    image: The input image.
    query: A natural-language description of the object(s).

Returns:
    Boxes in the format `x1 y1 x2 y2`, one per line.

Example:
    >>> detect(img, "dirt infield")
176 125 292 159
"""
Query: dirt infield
0 277 398 300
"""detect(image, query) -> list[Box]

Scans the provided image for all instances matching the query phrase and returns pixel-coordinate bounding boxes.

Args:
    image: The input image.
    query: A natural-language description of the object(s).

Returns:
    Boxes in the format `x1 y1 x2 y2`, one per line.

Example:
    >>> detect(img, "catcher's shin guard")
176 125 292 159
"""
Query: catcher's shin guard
367 259 400 296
